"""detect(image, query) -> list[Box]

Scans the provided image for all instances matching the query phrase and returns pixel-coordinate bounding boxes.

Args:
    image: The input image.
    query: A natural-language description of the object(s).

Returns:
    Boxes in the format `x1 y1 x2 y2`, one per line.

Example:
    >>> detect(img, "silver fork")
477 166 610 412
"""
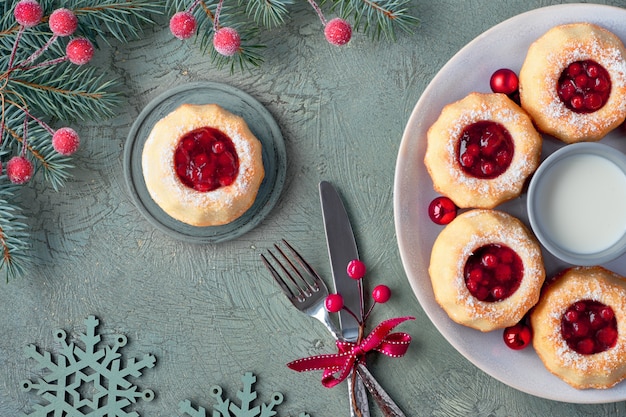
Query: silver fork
260 239 340 339
261 240 407 417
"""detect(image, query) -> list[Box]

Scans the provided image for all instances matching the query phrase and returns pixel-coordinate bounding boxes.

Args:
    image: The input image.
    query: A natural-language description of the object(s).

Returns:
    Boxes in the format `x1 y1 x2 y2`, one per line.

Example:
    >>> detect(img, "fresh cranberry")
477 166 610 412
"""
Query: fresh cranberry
325 293 344 313
503 322 532 350
561 300 618 354
464 244 523 302
558 60 611 113
428 196 457 225
372 285 391 303
457 121 514 179
173 127 239 192
490 68 519 95
346 259 366 280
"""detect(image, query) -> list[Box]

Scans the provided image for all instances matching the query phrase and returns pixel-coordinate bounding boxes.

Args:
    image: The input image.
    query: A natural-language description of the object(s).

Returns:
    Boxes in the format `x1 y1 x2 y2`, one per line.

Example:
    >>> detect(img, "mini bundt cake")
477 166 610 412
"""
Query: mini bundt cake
519 23 626 143
142 103 264 226
429 209 545 332
424 92 542 209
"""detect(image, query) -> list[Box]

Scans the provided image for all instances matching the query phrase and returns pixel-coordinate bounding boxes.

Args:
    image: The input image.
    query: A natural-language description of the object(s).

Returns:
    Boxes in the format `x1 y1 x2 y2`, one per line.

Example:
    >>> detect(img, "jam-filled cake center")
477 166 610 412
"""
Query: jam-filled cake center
561 299 617 355
174 127 240 192
464 244 524 302
457 121 514 179
557 60 612 113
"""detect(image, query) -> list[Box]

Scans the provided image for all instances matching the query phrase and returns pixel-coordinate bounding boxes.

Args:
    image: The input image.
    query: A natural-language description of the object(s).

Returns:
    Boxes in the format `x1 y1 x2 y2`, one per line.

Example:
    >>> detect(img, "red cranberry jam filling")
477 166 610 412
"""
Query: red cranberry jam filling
557 60 611 113
174 127 239 192
457 121 514 179
464 244 524 302
561 300 617 355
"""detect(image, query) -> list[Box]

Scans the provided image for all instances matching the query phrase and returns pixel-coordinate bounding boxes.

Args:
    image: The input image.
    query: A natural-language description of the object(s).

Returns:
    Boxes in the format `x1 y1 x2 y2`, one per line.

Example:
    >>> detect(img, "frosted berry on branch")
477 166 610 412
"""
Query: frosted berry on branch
6 156 34 185
14 0 43 28
52 128 80 156
170 11 197 40
66 38 95 65
49 8 79 37
213 27 241 57
307 0 352 46
324 18 352 46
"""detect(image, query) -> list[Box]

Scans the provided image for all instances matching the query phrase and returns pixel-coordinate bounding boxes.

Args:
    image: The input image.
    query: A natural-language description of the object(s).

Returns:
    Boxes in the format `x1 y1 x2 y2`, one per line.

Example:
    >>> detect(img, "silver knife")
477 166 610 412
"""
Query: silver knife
320 180 407 417
320 180 370 417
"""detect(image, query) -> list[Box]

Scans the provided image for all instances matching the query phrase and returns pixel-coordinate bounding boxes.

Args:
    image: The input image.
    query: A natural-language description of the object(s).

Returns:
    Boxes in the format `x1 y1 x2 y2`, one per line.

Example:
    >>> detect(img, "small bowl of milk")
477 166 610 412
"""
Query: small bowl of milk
527 142 626 266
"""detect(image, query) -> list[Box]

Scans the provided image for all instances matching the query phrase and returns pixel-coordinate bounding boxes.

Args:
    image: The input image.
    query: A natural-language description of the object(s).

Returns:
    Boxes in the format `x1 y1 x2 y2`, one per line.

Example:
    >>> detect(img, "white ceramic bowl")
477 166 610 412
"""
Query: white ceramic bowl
527 142 626 266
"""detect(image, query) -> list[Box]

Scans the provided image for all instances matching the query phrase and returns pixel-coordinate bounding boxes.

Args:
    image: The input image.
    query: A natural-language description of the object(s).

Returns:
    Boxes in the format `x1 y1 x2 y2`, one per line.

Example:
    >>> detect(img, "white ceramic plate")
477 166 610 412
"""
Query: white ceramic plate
394 4 626 403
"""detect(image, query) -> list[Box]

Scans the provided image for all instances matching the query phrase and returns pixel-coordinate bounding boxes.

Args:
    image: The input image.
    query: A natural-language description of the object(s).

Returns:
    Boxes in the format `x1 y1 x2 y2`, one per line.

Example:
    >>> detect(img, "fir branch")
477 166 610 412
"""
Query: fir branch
0 180 30 282
326 0 419 41
7 63 120 121
0 0 161 280
166 0 418 72
167 0 265 72
68 0 164 44
244 0 295 28
2 109 74 190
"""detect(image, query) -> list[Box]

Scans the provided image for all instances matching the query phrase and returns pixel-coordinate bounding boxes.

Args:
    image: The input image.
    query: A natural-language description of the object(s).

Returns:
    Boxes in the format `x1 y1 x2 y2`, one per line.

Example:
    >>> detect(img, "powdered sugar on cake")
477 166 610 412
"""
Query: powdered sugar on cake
452 211 544 322
542 39 626 134
443 104 534 195
141 103 264 226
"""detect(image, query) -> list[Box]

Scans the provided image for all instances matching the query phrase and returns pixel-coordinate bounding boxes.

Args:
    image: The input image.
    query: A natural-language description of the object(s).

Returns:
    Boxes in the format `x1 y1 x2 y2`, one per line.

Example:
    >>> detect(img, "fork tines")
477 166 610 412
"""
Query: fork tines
261 239 322 303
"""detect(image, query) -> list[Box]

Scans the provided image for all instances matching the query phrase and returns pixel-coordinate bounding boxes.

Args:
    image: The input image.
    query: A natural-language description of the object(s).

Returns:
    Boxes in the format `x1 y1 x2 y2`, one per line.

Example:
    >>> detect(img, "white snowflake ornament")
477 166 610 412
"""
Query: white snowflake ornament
21 315 156 416
178 372 311 417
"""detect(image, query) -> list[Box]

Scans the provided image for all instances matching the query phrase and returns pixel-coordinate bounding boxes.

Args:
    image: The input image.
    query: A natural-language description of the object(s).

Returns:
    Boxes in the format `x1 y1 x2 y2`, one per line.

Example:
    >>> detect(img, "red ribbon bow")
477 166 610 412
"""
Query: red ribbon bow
287 316 414 388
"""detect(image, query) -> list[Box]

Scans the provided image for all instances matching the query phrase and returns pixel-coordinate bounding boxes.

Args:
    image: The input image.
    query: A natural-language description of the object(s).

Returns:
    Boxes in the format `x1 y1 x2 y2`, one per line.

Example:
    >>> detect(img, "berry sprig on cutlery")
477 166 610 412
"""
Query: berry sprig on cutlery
287 259 415 390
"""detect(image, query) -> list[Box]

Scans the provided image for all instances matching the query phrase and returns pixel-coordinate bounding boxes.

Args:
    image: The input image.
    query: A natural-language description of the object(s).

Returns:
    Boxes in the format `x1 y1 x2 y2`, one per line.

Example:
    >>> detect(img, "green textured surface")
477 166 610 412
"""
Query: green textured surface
3 1 626 416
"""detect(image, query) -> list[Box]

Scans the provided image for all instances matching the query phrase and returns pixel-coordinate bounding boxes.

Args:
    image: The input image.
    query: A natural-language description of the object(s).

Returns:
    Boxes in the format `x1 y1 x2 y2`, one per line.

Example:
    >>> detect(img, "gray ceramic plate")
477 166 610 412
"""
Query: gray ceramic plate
124 82 286 243
395 4 626 404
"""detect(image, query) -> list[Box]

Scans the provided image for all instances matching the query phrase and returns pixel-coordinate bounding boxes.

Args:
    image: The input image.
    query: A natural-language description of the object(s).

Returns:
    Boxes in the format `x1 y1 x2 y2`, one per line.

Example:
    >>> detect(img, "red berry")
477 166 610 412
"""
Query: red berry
346 259 366 280
576 338 596 355
464 244 523 302
49 8 78 37
481 253 498 268
325 293 344 313
503 322 532 350
170 11 197 40
558 60 611 113
561 300 617 354
213 27 241 56
600 306 615 321
428 196 457 225
14 0 43 28
372 285 391 303
66 38 94 65
324 18 352 46
457 121 513 179
490 68 519 95
52 127 80 155
174 127 239 192
6 156 33 184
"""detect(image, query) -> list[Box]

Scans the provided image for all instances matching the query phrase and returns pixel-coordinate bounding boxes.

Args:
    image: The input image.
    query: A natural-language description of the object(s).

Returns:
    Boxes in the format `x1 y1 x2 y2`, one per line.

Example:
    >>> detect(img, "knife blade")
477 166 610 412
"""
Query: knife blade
319 180 370 417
